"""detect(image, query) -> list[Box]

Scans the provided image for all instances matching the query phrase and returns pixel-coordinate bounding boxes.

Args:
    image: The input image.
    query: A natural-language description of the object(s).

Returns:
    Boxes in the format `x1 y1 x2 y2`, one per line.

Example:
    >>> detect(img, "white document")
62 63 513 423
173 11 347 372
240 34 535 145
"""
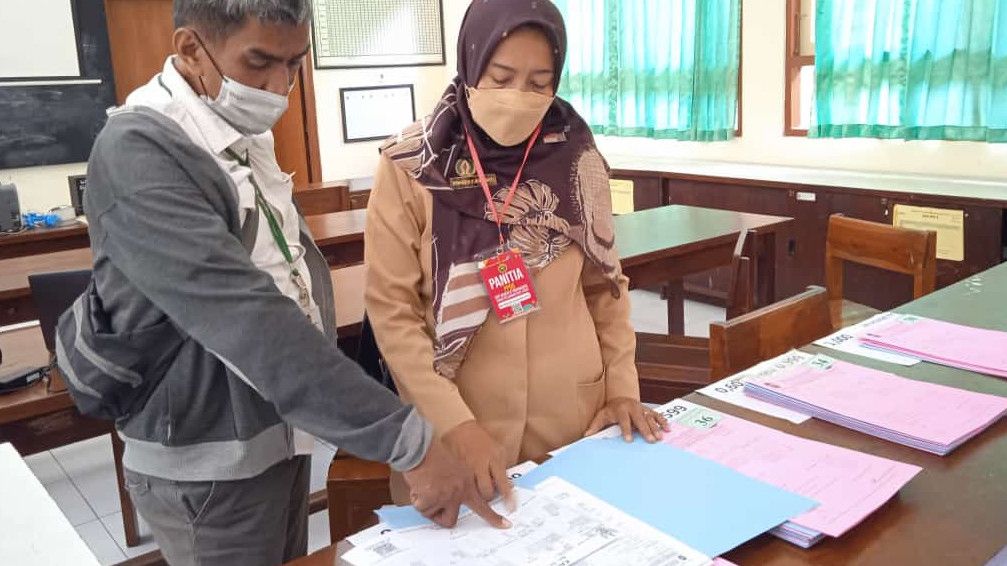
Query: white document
343 484 619 566
697 352 814 424
347 461 544 548
535 477 712 566
814 313 921 366
0 444 100 565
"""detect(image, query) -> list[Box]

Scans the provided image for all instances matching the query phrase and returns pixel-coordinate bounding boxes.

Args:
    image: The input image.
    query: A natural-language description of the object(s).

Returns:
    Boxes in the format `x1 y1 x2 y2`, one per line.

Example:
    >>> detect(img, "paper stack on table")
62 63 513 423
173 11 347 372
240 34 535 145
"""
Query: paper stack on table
370 439 816 560
656 399 921 548
813 313 921 366
516 437 817 557
744 352 1007 455
696 350 814 423
345 476 712 566
858 314 1007 378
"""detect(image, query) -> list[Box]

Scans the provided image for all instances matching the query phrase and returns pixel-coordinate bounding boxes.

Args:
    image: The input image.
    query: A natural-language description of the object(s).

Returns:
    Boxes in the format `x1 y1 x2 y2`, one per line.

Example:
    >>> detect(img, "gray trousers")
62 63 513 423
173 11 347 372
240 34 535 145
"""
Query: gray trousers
124 456 310 566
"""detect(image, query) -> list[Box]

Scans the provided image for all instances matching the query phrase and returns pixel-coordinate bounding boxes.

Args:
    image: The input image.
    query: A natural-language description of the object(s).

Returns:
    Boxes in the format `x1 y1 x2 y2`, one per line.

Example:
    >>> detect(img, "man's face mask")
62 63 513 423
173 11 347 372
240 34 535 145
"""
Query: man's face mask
466 86 554 147
193 32 290 136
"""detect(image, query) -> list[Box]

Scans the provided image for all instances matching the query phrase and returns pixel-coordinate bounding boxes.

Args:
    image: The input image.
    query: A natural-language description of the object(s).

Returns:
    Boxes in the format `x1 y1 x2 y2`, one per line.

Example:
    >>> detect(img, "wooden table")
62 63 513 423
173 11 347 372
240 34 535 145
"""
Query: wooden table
291 261 1007 566
715 260 1007 565
305 206 792 328
616 205 792 330
304 206 792 401
0 248 92 325
0 325 140 546
0 222 90 260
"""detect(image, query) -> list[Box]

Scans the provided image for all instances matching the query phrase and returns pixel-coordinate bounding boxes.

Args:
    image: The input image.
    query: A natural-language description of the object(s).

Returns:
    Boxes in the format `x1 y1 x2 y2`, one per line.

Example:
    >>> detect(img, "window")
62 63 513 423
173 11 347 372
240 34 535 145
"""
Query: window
784 0 815 136
556 0 743 141
790 0 1006 142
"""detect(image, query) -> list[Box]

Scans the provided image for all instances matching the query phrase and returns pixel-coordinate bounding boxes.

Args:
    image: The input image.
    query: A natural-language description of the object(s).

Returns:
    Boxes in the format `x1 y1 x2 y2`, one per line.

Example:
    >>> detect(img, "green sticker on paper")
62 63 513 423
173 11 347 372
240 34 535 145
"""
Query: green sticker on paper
674 406 722 429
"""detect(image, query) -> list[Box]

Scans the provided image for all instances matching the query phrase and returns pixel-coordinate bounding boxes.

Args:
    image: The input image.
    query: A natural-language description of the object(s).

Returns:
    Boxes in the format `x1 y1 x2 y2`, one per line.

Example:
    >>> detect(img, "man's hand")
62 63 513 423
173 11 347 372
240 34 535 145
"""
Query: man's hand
584 397 670 442
402 439 511 529
442 420 516 511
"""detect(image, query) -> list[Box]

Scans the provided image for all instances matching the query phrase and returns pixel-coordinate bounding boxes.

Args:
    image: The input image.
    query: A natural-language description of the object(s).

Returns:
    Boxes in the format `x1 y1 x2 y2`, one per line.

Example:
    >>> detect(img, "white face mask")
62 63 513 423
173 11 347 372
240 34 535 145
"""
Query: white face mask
203 77 289 136
466 86 554 146
192 32 290 136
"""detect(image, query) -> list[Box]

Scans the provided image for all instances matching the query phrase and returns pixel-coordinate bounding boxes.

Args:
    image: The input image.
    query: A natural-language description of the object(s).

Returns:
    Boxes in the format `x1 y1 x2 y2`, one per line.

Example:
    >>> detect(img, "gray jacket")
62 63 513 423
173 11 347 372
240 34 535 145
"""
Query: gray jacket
56 106 431 482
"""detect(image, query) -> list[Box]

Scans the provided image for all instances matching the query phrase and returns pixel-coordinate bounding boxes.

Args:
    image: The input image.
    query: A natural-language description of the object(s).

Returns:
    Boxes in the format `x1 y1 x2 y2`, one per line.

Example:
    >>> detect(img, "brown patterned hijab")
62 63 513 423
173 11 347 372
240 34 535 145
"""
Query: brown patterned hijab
381 0 620 378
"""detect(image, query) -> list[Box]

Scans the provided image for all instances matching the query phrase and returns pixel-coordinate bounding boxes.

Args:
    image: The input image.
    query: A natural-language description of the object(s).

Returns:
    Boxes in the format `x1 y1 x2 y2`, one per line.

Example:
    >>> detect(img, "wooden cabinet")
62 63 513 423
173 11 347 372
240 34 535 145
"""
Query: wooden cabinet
646 172 1006 310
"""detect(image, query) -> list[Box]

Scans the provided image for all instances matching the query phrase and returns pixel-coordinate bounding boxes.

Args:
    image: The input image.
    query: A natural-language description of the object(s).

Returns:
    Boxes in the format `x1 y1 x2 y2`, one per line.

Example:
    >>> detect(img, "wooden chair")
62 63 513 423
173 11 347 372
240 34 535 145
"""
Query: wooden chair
331 264 366 341
636 229 758 402
825 214 937 330
326 455 393 543
726 229 757 320
293 181 351 216
709 285 833 380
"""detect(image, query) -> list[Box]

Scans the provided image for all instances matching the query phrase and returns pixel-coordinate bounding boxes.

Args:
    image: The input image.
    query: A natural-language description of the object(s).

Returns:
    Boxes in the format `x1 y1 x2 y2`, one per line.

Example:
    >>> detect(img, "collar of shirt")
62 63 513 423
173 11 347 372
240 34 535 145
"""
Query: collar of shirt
157 56 246 156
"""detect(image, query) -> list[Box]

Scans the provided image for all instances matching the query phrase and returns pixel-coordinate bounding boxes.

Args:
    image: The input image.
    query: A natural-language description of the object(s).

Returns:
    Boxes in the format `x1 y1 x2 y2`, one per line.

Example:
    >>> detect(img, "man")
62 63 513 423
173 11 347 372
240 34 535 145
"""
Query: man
56 1 507 564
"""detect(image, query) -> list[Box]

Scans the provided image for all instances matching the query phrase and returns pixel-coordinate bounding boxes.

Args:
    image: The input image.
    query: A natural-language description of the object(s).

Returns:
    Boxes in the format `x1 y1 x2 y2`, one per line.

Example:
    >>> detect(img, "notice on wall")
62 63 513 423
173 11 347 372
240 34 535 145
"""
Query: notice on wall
892 204 964 262
610 179 635 215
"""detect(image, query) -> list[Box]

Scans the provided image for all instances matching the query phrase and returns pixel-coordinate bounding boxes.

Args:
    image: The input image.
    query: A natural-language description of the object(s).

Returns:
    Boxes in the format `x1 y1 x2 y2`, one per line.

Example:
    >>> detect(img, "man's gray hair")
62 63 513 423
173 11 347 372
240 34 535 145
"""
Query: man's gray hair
174 0 312 35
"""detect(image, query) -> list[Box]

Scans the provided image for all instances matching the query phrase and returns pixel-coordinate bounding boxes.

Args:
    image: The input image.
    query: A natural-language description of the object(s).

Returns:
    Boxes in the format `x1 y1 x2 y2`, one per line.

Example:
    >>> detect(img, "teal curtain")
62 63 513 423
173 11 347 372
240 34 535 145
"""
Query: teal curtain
814 0 1007 142
555 0 741 141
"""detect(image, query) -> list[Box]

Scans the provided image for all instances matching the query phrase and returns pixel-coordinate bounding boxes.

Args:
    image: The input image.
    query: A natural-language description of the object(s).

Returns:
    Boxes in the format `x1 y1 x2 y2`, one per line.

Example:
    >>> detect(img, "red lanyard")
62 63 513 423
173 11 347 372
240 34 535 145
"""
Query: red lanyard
464 124 543 245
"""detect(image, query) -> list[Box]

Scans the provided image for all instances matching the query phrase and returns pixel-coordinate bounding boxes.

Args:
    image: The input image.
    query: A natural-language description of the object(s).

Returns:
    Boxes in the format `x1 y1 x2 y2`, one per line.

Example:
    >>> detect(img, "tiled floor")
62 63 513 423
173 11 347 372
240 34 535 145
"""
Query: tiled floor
629 290 726 337
24 436 337 565
23 293 722 565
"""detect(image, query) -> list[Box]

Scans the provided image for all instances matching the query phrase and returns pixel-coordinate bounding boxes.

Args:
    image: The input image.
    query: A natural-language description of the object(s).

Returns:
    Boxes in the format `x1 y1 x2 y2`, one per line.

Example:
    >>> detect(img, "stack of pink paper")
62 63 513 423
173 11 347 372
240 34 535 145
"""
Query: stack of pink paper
743 353 1007 455
659 399 921 548
859 314 1007 378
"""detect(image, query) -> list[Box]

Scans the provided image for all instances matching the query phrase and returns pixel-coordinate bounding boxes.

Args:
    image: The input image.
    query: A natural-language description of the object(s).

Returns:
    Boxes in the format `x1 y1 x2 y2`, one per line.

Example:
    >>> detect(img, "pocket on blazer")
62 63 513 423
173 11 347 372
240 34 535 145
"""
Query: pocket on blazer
576 368 608 431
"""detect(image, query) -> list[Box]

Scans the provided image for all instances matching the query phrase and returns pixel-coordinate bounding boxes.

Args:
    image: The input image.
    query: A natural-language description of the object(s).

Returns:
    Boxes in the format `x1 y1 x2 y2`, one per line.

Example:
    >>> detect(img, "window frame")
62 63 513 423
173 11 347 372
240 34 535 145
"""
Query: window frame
784 0 813 136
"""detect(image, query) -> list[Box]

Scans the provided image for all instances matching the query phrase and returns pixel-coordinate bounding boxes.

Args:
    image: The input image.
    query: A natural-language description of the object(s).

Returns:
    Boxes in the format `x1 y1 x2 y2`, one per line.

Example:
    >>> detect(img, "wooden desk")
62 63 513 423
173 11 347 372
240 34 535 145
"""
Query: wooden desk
0 326 140 547
617 205 792 322
713 260 1007 565
0 248 92 325
306 206 792 400
609 160 1006 312
294 261 1007 566
306 206 792 322
0 222 90 260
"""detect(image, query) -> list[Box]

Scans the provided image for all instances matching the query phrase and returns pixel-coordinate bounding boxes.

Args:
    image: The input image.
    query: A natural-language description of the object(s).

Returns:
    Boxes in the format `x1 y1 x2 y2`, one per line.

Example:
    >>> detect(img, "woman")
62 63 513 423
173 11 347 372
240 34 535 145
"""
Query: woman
365 0 668 504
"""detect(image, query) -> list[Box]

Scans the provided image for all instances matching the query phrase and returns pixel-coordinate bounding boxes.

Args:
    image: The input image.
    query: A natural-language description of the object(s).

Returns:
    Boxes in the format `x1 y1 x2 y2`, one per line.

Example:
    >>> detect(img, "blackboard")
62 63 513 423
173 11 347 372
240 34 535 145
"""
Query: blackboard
0 0 117 169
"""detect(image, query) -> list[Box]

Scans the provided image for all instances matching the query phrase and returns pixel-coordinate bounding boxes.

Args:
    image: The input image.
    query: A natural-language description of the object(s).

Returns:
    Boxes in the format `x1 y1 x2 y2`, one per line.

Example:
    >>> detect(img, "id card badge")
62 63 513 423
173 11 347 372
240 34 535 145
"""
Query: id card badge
478 247 539 323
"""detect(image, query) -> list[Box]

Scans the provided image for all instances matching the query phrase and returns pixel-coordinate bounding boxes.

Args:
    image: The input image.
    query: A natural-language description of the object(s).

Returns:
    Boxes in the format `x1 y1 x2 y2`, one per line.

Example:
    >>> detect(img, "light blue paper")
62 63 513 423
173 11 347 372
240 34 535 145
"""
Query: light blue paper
375 504 435 529
515 438 817 557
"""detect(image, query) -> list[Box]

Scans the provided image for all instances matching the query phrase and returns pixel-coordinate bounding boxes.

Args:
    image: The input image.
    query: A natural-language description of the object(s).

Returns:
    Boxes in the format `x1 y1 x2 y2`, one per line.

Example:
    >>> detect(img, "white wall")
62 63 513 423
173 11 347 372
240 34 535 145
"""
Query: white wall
2 163 87 212
5 0 1005 213
597 0 1007 180
316 0 467 181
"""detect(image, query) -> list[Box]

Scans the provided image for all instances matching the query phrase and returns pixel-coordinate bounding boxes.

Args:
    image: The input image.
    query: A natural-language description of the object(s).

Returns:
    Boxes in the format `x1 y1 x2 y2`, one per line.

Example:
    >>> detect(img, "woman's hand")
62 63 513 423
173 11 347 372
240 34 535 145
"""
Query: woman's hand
584 397 670 443
442 420 516 510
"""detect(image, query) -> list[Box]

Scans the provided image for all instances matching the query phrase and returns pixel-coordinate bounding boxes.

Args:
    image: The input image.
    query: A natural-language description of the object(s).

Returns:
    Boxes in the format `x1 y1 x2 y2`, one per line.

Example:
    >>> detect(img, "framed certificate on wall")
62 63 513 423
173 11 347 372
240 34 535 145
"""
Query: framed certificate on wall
340 84 416 143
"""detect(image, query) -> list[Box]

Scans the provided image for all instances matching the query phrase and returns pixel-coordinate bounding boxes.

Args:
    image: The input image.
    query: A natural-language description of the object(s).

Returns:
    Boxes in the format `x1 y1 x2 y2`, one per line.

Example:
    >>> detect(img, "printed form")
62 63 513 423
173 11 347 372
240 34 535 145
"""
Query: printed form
657 399 921 537
344 478 710 566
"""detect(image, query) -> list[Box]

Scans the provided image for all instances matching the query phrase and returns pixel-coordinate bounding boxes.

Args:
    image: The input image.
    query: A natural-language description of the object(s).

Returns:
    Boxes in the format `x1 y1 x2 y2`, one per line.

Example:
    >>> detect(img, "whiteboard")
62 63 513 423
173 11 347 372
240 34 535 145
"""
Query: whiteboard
341 85 416 142
0 0 81 79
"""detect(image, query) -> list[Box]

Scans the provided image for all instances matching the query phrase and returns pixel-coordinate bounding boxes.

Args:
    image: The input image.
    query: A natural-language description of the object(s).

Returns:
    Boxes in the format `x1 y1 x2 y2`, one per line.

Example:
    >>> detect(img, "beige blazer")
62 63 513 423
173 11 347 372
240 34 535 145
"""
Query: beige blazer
364 154 640 467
